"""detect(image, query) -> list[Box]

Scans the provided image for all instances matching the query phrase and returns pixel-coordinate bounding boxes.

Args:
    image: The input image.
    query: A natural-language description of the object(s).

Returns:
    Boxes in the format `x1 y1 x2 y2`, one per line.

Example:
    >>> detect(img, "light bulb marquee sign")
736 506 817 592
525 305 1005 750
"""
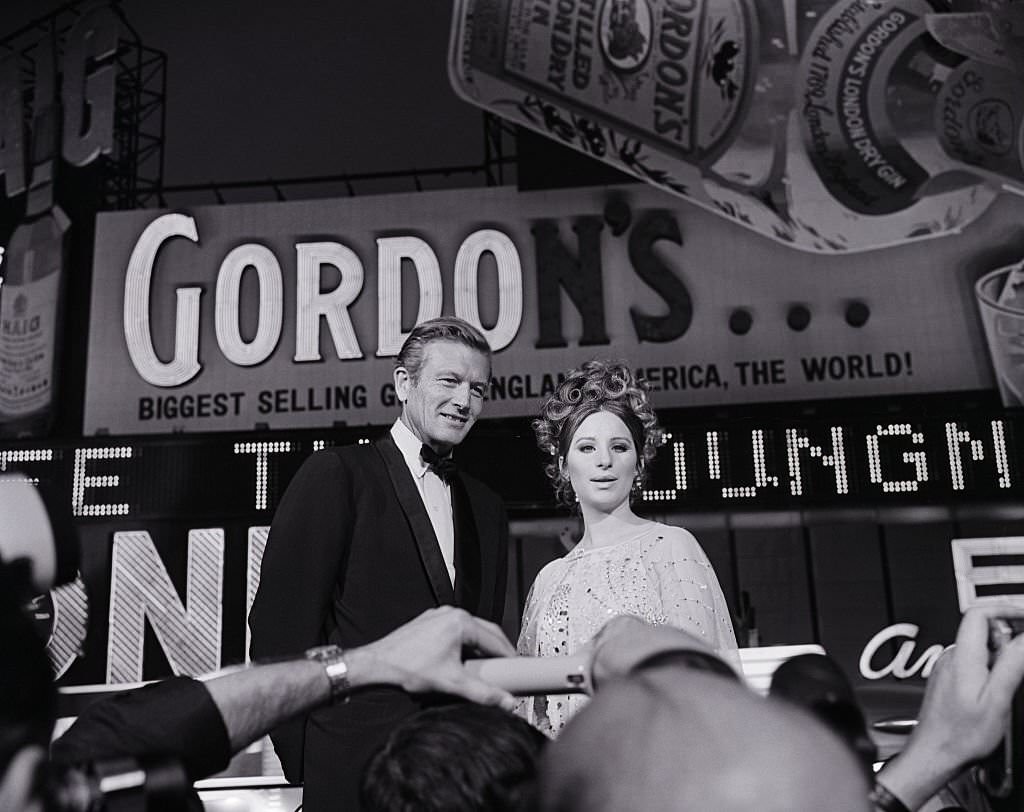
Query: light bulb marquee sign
1 403 1014 688
0 408 1016 519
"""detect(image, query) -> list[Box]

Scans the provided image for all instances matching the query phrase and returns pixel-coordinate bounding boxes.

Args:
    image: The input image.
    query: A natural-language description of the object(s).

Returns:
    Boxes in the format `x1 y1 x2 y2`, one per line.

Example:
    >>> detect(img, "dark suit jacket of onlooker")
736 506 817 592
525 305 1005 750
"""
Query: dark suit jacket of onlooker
249 432 508 811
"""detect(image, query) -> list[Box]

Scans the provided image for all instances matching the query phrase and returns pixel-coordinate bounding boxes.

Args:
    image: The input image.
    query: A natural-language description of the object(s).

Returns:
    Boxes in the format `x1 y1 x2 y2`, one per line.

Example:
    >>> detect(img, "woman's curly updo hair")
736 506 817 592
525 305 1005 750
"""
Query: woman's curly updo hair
533 360 662 506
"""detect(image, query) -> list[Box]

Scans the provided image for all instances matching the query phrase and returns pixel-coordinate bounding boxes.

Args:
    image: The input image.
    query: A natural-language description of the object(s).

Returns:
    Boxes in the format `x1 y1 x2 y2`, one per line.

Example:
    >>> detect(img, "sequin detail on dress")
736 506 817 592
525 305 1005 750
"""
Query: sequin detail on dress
515 523 738 737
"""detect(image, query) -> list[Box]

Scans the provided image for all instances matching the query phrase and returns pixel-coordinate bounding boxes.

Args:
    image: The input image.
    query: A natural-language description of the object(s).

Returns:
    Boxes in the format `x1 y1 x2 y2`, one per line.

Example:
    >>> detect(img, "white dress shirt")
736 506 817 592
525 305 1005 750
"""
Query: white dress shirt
390 419 456 585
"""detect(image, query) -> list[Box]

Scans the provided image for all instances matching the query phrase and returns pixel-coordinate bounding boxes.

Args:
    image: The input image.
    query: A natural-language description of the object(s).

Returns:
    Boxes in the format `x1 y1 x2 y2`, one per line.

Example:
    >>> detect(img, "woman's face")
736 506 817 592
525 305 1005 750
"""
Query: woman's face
564 410 638 513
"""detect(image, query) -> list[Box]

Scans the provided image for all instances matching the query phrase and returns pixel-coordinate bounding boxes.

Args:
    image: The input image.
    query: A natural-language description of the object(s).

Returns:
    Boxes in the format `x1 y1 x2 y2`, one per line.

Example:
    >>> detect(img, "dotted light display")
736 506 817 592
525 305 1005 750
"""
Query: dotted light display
706 431 721 481
866 424 929 494
2 414 1016 527
642 432 684 502
234 441 293 510
72 446 132 516
707 429 780 499
993 420 1011 489
786 427 849 496
945 422 985 491
0 448 54 483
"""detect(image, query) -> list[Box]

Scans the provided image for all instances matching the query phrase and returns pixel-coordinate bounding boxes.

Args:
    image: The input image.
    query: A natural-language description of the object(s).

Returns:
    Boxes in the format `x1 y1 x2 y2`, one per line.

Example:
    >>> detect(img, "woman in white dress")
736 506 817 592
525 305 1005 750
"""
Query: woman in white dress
517 360 738 736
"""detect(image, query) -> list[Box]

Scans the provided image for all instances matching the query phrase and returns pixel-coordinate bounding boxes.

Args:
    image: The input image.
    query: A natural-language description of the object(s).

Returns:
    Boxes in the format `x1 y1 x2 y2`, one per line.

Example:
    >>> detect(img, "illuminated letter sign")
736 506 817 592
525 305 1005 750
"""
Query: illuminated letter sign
859 623 946 680
453 229 523 352
215 243 283 366
62 4 120 166
123 213 202 386
376 236 443 357
294 241 365 362
46 576 89 678
107 529 224 683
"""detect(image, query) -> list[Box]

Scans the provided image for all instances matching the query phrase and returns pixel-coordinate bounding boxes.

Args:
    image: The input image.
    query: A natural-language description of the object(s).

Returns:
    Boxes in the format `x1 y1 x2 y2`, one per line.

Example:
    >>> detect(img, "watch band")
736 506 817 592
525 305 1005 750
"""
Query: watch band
305 644 351 700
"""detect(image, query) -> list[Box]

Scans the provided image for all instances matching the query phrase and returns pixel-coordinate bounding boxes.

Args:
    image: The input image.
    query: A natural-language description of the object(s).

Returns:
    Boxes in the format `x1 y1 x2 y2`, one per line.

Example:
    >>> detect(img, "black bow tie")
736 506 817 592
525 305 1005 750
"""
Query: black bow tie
421 444 457 483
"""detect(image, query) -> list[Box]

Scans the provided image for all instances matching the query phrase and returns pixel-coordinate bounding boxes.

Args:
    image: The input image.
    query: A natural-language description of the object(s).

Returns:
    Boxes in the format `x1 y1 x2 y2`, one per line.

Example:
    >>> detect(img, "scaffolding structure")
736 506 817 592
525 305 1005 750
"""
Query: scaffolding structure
2 2 515 212
0 0 166 210
154 112 518 208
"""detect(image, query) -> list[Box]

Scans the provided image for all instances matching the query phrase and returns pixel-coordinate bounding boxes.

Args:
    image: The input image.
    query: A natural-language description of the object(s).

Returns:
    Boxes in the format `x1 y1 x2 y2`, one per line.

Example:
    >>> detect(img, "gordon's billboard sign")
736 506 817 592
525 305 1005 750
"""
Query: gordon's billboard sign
84 183 1024 435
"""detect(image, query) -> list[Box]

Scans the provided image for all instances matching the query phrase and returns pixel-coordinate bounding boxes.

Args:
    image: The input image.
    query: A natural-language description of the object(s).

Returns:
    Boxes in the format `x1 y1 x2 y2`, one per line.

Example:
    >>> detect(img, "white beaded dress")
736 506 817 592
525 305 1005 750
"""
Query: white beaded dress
516 522 738 736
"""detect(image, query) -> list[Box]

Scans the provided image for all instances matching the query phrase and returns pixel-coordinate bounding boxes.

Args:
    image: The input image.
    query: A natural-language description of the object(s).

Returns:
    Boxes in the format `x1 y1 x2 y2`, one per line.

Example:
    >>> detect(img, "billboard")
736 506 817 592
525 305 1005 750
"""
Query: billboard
85 182 1024 435
449 0 1024 252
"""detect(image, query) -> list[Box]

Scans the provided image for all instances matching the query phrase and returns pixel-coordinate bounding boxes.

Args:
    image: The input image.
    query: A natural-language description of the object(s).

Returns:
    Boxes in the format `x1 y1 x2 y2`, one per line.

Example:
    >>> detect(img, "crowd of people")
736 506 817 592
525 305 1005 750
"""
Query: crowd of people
3 316 1024 811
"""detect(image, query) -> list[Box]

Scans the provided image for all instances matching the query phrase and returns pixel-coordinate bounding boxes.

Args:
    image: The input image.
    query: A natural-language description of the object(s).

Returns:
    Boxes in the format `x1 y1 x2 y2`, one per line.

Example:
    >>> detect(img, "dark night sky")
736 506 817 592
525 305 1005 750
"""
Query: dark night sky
3 1 488 194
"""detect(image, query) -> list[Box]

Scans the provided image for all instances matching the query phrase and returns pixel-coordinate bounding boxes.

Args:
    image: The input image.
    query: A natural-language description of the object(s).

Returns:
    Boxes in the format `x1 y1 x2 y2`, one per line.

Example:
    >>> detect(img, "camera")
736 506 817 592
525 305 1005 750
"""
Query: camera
977 616 1024 806
40 757 190 812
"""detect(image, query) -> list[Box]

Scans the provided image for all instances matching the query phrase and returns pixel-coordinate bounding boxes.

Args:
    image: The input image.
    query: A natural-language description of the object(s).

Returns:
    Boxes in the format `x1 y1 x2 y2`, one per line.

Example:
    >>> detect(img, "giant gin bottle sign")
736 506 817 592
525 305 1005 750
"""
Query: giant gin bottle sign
449 0 1024 252
0 207 70 434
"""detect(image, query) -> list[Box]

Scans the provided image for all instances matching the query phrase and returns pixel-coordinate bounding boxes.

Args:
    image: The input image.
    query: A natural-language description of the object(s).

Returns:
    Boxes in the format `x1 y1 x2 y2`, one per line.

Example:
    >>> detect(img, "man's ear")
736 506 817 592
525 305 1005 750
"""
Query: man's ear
393 366 410 404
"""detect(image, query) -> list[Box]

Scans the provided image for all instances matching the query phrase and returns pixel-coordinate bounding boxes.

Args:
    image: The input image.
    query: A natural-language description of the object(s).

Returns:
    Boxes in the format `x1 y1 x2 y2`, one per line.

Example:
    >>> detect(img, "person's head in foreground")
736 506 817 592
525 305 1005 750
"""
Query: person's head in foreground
539 623 872 812
0 576 56 812
361 703 546 812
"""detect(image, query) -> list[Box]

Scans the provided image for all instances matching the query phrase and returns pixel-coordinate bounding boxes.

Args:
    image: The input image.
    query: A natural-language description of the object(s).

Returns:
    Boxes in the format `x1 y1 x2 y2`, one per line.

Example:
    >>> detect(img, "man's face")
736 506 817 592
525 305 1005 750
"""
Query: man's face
395 340 490 454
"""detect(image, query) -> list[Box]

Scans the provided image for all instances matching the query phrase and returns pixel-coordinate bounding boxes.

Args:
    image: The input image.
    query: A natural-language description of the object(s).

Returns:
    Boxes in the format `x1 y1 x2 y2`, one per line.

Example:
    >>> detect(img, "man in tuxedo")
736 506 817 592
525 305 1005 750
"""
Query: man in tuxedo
249 317 509 811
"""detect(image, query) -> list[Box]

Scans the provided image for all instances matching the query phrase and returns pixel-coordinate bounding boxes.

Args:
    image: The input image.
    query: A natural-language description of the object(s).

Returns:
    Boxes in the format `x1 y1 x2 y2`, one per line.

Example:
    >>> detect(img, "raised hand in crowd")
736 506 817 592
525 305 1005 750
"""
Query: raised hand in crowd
348 606 517 706
208 606 517 751
876 606 1024 811
588 614 737 687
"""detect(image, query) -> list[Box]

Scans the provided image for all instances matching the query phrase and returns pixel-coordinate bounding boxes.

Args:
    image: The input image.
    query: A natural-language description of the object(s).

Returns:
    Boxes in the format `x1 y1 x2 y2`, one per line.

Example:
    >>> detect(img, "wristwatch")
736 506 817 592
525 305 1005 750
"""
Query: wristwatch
305 644 351 700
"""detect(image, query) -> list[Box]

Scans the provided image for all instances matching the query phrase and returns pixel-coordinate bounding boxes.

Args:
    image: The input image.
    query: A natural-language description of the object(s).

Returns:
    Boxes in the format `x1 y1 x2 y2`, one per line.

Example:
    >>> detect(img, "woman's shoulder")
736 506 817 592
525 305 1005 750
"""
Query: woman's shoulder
529 551 573 591
642 522 704 557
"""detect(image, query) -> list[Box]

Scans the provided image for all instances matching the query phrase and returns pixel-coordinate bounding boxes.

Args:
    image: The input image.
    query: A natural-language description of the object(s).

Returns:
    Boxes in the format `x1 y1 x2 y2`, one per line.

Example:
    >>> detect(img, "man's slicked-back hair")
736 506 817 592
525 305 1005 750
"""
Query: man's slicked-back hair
393 317 492 382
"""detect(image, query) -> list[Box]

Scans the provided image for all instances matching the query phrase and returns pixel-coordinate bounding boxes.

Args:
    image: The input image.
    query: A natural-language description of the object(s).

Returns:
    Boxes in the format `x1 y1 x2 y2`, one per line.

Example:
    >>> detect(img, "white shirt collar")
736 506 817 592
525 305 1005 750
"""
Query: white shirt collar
390 418 431 479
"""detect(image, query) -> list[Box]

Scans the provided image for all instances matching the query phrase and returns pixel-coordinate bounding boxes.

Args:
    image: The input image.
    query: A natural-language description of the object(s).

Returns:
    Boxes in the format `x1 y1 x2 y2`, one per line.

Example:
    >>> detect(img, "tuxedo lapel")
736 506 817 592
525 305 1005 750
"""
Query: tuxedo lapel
375 435 456 606
455 475 497 619
451 475 481 613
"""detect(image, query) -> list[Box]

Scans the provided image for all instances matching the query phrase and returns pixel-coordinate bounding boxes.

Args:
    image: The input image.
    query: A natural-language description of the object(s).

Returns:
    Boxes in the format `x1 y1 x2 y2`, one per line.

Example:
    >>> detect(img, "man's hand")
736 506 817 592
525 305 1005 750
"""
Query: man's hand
349 607 517 711
915 605 1024 765
878 605 1024 810
589 615 719 687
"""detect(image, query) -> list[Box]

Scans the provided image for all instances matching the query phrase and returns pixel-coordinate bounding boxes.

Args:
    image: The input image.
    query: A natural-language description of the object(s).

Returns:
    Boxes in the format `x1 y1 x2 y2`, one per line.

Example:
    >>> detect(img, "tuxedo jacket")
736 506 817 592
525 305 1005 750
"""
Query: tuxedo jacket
248 433 508 810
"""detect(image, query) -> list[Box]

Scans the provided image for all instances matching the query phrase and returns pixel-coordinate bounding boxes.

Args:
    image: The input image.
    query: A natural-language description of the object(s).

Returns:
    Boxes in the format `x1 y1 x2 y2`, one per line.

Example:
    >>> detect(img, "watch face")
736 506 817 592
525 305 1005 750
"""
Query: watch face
305 645 349 697
306 644 341 661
